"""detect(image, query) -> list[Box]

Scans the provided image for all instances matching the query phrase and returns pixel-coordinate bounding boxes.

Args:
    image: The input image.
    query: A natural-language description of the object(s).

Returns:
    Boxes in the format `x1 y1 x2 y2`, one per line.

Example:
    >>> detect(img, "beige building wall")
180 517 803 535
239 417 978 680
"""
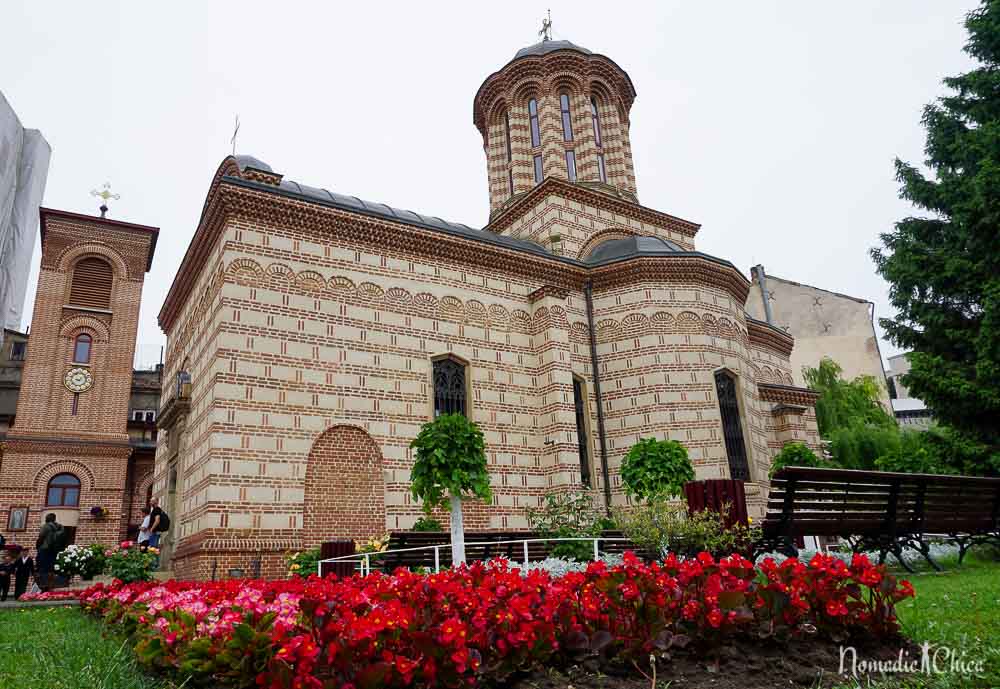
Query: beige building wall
746 267 890 410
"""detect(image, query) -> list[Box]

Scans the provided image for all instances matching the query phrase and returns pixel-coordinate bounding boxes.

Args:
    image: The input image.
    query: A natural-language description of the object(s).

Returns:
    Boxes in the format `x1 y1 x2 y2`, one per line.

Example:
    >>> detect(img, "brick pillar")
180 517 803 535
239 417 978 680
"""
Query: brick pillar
529 287 581 493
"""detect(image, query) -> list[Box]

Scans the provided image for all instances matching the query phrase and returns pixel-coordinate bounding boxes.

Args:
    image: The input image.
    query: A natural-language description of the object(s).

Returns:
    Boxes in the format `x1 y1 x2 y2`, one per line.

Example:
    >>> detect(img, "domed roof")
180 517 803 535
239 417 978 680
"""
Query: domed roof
584 235 685 264
514 39 592 60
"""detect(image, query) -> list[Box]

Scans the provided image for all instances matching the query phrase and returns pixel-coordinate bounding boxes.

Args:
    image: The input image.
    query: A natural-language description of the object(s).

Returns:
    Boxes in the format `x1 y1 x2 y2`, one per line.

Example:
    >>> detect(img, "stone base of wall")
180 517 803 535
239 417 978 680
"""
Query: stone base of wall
170 530 301 580
172 549 287 581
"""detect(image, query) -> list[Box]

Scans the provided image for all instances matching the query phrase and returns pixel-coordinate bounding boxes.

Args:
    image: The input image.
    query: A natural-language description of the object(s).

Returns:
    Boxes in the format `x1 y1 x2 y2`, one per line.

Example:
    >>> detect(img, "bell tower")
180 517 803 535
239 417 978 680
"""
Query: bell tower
0 199 157 545
474 37 639 217
474 33 699 261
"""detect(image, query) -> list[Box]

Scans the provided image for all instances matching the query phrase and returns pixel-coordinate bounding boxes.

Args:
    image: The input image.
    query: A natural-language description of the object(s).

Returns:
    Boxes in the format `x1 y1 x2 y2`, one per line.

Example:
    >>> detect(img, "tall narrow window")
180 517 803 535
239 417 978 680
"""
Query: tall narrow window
528 98 540 148
573 378 591 487
504 111 515 197
590 98 603 146
533 155 543 185
433 357 467 417
73 334 92 364
504 112 513 162
46 473 80 507
69 257 113 310
591 97 608 183
715 370 750 480
560 93 574 141
71 392 80 416
565 150 577 182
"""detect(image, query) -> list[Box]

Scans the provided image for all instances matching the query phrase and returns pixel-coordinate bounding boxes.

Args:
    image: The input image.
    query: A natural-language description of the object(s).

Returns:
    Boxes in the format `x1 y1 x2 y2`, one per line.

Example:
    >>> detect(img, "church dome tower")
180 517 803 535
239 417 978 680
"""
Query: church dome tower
474 38 638 216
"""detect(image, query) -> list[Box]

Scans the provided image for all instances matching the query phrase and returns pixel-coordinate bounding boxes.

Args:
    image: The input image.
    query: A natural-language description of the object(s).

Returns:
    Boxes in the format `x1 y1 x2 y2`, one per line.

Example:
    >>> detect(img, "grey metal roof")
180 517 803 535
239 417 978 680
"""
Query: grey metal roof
233 155 273 173
264 178 555 259
583 235 684 263
223 155 742 275
514 40 592 60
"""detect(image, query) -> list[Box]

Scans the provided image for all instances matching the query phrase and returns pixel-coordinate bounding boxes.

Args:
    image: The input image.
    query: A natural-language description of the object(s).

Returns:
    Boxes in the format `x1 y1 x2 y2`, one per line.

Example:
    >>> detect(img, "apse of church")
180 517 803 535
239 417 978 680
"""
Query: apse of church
156 38 820 579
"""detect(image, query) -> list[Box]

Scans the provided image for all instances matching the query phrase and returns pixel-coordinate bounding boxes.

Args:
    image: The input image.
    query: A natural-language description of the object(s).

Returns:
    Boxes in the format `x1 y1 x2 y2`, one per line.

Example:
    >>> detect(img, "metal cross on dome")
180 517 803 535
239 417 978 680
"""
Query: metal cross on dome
90 182 120 218
539 9 552 42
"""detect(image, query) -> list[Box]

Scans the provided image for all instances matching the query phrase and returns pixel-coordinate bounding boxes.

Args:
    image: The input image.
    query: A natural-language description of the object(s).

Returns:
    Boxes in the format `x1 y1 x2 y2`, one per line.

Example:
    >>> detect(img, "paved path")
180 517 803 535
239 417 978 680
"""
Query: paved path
0 599 78 610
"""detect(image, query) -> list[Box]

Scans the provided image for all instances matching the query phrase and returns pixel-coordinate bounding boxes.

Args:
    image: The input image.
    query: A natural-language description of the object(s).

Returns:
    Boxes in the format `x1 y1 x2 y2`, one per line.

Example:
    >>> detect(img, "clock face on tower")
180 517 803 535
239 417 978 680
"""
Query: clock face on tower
64 367 94 393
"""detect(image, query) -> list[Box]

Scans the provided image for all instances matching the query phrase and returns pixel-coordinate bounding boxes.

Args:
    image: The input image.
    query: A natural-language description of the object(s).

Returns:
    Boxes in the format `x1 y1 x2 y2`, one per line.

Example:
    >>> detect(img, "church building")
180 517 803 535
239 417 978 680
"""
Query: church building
156 38 821 579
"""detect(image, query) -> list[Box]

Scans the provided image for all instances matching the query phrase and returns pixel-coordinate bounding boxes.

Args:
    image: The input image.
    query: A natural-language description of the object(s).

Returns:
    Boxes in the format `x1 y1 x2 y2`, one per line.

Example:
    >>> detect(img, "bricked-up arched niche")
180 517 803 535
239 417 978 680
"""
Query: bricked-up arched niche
302 425 385 547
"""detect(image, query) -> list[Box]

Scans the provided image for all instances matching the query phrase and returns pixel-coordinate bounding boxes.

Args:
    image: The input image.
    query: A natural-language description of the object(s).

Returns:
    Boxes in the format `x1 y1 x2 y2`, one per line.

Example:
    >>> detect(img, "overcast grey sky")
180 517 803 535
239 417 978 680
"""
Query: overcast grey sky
1 1 979 369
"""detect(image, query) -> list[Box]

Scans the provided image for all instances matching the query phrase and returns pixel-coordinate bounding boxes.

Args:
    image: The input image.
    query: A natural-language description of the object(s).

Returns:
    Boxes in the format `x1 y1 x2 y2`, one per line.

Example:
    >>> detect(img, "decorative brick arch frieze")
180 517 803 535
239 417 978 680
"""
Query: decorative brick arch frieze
32 459 98 493
55 242 131 281
302 425 385 546
577 228 639 260
59 314 112 342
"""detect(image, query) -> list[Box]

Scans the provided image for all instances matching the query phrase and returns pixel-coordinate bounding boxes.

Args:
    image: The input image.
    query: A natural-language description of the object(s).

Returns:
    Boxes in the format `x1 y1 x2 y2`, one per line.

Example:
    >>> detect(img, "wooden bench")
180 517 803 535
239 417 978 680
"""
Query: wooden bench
367 530 638 572
755 466 1000 571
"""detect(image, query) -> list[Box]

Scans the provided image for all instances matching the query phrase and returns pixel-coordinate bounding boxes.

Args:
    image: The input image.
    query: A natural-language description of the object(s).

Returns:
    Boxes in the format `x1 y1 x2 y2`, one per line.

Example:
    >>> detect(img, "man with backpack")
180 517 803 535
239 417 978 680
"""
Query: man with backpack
147 497 170 550
35 513 65 591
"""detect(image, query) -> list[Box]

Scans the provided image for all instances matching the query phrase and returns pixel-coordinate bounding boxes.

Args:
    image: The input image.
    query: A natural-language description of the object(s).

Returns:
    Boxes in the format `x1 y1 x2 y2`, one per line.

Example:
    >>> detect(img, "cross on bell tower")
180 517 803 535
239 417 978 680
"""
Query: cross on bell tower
90 182 120 218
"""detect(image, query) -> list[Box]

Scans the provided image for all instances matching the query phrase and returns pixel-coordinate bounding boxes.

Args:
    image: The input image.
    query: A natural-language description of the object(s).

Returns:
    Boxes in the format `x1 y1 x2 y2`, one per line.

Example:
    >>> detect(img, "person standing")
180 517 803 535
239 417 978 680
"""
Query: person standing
147 498 169 550
35 513 63 591
137 507 152 552
0 551 13 602
12 549 33 599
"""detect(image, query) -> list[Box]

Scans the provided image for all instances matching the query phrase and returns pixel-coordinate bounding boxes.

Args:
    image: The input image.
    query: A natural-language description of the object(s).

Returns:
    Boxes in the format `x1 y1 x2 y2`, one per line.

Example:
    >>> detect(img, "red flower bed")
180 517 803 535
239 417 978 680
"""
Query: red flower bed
79 552 914 689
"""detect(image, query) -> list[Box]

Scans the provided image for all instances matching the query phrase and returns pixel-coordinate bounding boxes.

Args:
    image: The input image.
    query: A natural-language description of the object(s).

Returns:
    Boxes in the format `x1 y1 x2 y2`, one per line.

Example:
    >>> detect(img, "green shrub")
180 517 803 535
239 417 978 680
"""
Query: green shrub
620 437 694 500
525 492 605 561
285 547 322 578
615 498 759 559
412 515 444 532
770 442 831 476
106 545 157 583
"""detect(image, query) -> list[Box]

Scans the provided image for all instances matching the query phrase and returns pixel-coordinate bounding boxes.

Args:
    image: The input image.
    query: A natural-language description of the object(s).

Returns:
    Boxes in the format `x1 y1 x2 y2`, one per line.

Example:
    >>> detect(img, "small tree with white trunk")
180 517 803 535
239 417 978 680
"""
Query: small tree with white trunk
409 413 492 565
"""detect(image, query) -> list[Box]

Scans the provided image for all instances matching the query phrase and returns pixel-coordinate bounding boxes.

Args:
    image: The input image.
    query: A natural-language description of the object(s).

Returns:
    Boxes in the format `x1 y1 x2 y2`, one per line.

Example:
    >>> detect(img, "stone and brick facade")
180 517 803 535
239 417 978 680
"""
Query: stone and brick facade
156 39 821 579
0 209 158 548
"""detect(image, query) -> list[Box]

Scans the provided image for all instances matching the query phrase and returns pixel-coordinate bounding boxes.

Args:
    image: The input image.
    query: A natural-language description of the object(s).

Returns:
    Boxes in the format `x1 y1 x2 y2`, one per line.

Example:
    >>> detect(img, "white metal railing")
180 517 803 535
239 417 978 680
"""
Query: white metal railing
317 537 632 576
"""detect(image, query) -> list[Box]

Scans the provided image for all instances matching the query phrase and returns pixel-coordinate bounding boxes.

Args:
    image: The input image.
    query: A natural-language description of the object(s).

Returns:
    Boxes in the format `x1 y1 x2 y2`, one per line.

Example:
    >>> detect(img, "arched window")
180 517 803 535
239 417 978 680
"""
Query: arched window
69 257 114 310
46 473 81 507
715 370 750 480
591 97 607 183
433 356 467 417
528 98 541 148
560 93 574 141
73 334 92 364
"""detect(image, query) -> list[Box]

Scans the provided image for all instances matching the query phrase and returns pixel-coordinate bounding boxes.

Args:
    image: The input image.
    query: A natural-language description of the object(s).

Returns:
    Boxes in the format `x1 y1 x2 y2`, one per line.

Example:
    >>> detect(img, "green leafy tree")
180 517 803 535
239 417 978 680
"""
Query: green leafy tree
769 442 831 477
803 358 894 437
871 2 1000 450
410 413 492 564
875 430 952 475
620 437 694 500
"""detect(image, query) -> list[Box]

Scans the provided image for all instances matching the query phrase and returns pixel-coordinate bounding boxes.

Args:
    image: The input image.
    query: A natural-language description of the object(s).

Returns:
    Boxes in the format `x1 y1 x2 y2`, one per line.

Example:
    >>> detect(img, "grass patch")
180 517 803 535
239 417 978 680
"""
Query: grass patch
834 551 1000 689
0 606 179 689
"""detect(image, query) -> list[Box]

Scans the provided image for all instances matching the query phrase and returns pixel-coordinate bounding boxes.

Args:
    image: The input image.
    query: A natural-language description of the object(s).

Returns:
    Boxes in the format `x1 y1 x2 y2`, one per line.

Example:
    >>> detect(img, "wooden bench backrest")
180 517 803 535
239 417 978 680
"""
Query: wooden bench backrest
764 466 1000 538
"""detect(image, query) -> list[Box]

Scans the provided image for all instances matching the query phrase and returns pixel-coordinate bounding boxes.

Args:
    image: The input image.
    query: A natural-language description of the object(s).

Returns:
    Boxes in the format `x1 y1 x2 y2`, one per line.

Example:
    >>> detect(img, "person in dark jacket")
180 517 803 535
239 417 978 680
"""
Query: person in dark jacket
0 551 13 602
13 549 34 599
35 514 63 591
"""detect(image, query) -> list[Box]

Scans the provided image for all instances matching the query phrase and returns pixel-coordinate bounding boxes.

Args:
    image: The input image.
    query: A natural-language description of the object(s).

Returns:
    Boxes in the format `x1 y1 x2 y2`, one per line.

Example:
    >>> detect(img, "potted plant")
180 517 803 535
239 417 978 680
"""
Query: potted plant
90 506 108 520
